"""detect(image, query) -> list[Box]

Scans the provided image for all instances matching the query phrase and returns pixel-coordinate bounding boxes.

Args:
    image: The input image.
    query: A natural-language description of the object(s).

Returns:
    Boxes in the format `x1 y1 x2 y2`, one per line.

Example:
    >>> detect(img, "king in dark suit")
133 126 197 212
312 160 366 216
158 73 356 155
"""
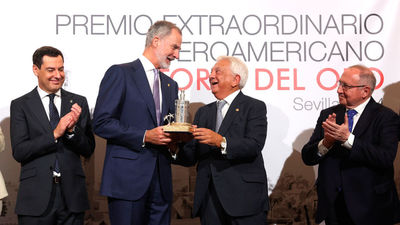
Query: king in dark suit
10 46 95 225
92 21 182 225
302 65 400 225
176 56 269 225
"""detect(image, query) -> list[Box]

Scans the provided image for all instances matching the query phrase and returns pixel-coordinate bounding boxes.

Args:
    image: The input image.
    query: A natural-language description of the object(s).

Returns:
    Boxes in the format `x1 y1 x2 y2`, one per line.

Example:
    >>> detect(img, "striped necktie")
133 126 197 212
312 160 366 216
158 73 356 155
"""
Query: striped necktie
153 69 161 125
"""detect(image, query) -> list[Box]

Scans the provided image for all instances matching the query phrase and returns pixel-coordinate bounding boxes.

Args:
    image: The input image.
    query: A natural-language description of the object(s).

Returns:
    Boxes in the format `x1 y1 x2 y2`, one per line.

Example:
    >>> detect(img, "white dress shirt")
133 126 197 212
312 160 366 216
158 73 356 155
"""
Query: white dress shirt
218 90 240 154
139 55 163 109
37 87 62 176
318 97 371 156
37 86 61 121
139 55 163 147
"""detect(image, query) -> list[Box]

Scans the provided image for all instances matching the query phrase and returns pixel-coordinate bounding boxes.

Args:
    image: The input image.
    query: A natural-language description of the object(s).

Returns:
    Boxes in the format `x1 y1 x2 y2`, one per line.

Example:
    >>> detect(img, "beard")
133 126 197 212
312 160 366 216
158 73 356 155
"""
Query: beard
156 52 171 69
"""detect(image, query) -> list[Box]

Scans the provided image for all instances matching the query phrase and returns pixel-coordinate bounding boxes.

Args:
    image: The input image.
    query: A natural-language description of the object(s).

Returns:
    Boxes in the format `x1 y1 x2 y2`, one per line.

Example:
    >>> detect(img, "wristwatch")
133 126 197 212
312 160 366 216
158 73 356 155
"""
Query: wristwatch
220 137 227 154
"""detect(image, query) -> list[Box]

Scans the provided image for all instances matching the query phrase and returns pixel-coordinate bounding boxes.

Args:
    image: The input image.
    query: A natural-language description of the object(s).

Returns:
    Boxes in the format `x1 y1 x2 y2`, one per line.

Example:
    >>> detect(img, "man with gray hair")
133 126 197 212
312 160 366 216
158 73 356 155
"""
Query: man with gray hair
176 56 269 225
93 21 181 225
302 65 400 225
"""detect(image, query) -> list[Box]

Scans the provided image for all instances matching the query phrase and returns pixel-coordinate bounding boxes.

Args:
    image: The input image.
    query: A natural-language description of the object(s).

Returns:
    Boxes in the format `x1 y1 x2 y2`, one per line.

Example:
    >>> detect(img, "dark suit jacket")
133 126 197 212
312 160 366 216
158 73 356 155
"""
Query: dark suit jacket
93 59 178 202
177 91 269 217
302 98 400 225
10 88 95 216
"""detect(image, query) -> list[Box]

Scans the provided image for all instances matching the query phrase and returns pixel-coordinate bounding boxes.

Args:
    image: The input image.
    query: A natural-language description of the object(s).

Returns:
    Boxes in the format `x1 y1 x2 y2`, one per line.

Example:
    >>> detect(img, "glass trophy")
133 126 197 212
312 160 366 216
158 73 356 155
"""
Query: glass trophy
163 90 191 132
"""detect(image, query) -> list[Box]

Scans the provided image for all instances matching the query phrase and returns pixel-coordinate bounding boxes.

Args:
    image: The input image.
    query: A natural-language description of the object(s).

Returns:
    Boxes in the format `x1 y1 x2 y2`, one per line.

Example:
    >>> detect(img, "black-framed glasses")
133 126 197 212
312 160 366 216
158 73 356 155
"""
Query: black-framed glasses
337 81 366 91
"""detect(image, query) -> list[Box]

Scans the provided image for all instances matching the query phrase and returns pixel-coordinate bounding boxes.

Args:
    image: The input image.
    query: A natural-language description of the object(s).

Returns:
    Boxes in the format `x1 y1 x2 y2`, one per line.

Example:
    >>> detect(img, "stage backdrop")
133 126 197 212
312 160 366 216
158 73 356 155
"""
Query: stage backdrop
0 0 399 224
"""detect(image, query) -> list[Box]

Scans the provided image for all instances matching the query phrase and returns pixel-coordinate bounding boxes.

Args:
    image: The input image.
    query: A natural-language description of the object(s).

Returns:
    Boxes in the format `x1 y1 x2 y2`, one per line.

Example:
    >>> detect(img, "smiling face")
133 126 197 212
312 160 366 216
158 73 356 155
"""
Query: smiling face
33 55 65 93
209 59 240 100
337 68 370 108
154 28 182 69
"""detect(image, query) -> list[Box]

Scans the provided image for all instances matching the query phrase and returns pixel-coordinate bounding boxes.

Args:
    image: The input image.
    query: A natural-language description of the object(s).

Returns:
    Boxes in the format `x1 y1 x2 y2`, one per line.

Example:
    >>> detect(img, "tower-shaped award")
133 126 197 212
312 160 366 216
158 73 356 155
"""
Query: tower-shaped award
163 90 191 132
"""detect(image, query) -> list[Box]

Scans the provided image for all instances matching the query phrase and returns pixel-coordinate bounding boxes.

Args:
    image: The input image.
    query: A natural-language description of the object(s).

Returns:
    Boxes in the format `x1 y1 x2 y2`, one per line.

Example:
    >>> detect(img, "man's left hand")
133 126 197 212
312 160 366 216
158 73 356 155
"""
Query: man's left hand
67 103 81 132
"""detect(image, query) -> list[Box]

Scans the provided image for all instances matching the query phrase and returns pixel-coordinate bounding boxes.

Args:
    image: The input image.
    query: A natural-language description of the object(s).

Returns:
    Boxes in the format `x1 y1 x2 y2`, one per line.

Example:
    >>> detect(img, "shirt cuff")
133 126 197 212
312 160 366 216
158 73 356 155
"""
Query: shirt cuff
317 139 330 156
142 130 147 148
66 133 75 139
170 151 177 160
342 133 354 149
221 138 227 155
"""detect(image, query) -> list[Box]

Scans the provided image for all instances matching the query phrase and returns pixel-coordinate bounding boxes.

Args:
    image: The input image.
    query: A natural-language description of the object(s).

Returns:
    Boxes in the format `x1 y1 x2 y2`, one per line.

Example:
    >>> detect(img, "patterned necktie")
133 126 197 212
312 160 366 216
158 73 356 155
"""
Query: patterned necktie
215 100 227 132
48 94 60 129
48 93 60 173
347 109 357 132
153 69 161 125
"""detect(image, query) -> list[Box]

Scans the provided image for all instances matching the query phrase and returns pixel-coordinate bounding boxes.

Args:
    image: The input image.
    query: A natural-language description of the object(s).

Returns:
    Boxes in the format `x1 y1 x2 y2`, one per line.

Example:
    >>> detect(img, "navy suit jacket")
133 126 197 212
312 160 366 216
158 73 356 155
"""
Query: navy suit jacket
93 59 178 202
10 88 95 216
177 92 269 217
302 98 400 225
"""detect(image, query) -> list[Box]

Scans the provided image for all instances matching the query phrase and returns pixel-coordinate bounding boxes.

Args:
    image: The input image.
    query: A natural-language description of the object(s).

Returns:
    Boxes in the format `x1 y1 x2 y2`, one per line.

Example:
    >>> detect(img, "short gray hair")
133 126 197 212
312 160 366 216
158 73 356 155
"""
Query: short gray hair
216 56 248 89
349 64 376 93
145 21 181 47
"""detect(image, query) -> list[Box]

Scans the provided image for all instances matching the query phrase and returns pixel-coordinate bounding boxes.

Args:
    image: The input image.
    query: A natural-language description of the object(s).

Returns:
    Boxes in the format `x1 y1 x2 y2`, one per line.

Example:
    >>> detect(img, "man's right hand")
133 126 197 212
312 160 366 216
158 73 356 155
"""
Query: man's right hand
322 113 336 148
145 126 171 146
53 112 74 139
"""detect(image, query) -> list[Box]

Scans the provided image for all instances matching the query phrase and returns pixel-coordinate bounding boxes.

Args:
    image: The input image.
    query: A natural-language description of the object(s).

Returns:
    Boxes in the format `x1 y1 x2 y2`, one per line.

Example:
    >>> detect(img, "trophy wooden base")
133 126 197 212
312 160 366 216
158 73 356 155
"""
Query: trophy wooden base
163 122 192 133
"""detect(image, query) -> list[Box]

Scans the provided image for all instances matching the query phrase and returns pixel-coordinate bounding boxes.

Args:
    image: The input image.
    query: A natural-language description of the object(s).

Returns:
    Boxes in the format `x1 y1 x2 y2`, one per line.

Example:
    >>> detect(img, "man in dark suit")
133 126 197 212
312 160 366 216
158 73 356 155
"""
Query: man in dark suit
92 21 181 225
10 46 95 225
302 65 400 225
176 56 269 225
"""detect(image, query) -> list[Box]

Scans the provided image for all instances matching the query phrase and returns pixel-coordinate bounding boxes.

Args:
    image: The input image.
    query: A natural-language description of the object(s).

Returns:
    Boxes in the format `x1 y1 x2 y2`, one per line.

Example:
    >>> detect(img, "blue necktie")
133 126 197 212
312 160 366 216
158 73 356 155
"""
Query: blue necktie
215 100 226 132
48 94 60 173
347 109 357 132
153 69 161 126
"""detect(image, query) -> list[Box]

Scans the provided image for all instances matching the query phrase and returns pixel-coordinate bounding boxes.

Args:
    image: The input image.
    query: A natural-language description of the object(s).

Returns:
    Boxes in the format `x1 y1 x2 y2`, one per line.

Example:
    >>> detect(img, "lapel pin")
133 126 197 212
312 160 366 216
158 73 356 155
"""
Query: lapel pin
70 99 73 104
168 83 170 87
236 108 239 112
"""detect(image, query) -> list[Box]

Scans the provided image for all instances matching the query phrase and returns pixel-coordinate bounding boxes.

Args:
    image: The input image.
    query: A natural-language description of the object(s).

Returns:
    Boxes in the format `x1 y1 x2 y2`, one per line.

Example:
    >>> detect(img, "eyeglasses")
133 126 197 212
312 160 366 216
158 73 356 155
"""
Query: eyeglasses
337 81 366 91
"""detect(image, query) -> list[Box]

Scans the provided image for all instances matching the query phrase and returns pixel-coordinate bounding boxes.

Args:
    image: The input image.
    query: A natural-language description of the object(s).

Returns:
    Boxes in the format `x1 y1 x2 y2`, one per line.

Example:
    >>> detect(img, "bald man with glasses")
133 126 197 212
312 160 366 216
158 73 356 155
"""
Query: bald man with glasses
302 65 400 225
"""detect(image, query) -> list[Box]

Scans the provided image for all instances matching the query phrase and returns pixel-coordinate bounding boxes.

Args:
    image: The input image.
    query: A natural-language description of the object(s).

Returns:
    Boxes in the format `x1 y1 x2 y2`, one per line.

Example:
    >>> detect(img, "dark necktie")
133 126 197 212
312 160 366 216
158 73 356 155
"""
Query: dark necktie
215 100 227 132
48 93 60 173
48 94 60 129
347 109 357 132
153 69 161 125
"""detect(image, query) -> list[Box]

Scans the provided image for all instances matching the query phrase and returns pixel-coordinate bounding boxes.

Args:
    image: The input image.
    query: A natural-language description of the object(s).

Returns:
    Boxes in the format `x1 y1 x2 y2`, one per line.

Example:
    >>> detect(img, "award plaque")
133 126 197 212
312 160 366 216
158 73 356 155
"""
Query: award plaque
163 90 191 133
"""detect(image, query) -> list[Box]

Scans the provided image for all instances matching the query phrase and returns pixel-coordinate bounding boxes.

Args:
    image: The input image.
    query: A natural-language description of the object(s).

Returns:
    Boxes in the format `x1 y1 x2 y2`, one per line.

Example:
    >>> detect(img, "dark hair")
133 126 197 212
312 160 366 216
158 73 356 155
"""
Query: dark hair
32 46 64 69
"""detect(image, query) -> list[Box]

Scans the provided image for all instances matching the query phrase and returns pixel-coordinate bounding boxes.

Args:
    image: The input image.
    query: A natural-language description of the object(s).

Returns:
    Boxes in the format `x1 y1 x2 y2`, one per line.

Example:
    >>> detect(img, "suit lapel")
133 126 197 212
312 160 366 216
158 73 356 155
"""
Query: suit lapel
209 102 218 131
60 89 73 117
130 59 158 126
352 98 376 136
26 88 53 131
218 92 244 135
335 104 346 125
160 72 172 124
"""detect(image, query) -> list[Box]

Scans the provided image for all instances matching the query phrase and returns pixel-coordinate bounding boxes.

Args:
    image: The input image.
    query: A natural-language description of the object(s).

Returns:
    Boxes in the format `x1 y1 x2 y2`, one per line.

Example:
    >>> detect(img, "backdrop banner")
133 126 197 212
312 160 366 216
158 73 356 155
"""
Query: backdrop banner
0 0 399 224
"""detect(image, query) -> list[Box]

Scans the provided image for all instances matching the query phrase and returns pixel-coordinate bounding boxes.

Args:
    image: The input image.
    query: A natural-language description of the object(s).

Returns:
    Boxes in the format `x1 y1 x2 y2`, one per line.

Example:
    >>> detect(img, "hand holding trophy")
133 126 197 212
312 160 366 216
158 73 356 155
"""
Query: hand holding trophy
163 90 192 132
163 90 194 153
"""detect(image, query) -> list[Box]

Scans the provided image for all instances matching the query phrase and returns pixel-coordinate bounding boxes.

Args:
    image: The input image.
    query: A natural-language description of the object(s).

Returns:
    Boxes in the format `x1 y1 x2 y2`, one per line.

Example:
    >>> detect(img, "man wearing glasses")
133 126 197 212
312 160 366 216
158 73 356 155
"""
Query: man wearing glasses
302 65 400 225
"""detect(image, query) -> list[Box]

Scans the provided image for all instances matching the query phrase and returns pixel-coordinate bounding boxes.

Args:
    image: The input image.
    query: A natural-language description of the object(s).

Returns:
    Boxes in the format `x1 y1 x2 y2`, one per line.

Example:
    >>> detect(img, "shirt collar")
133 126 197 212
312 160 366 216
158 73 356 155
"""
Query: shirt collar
139 55 156 72
348 97 370 115
37 86 61 99
220 90 240 106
